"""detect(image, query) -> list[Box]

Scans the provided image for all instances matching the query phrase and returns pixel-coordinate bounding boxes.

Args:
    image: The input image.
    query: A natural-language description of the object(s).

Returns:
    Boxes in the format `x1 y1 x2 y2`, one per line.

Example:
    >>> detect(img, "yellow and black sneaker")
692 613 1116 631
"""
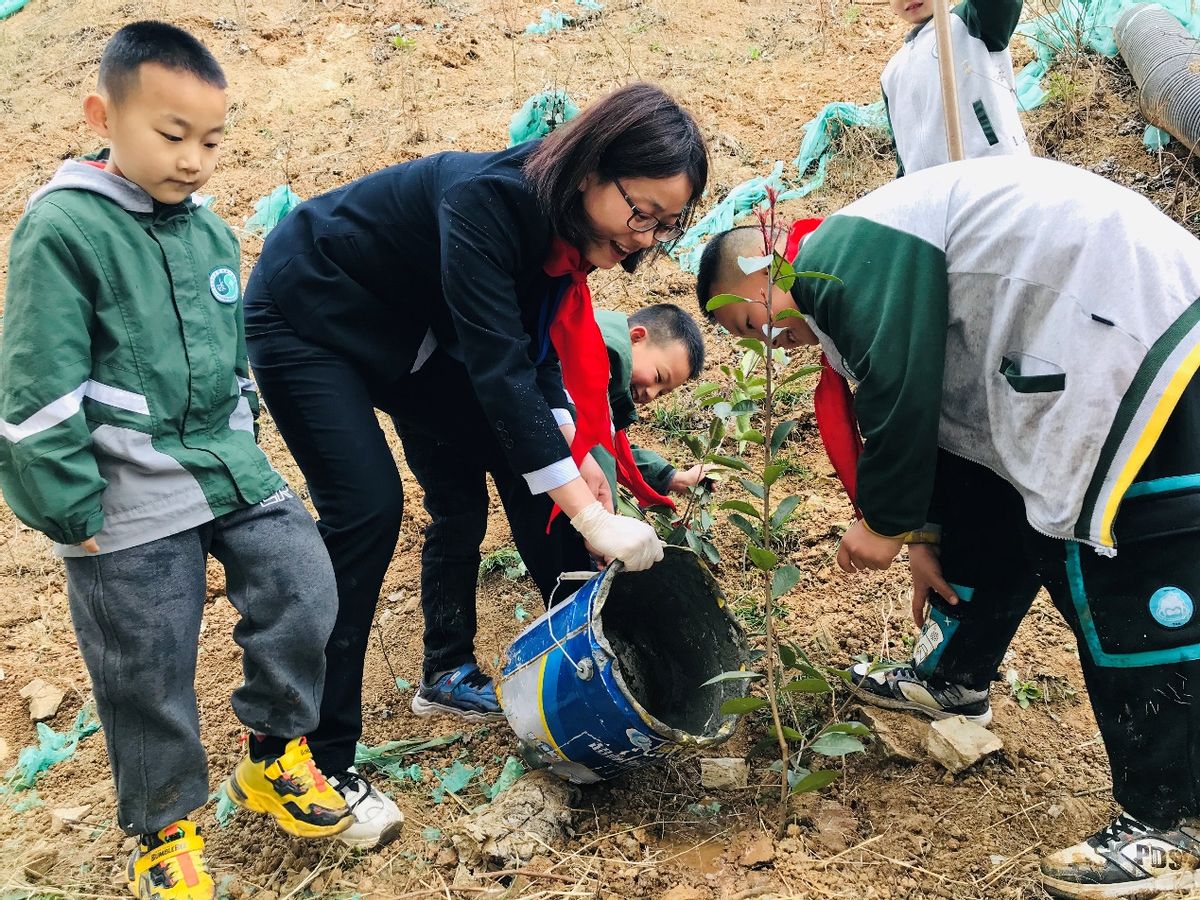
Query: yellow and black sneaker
126 820 214 900
224 736 352 839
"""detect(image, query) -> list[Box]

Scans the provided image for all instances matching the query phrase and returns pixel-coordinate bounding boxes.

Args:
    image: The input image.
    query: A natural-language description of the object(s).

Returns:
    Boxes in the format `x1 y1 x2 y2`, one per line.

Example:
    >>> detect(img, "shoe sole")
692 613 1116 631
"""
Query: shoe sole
847 681 994 727
339 817 405 850
223 774 353 839
410 694 506 722
1042 870 1198 899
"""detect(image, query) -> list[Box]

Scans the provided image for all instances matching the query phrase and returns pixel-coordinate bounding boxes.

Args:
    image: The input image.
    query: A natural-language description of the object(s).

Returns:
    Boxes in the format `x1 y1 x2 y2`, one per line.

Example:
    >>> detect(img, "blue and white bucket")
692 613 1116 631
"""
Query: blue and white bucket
497 546 748 784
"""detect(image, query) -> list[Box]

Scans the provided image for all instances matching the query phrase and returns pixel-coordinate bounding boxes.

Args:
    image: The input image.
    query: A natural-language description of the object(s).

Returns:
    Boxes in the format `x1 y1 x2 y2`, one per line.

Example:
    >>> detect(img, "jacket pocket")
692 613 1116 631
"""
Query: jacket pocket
1000 353 1066 394
972 100 1000 146
1067 482 1200 667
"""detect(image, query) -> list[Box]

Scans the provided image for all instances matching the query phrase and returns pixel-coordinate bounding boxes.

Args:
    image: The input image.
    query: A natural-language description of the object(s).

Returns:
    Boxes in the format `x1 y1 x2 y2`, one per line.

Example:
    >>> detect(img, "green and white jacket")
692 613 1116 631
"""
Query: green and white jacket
882 0 1029 176
792 156 1200 551
0 161 284 556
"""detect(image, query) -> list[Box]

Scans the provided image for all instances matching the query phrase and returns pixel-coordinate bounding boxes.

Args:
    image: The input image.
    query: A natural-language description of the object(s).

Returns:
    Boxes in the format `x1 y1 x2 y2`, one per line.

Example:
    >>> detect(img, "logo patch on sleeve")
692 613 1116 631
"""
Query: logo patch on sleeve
1149 587 1194 629
209 267 240 304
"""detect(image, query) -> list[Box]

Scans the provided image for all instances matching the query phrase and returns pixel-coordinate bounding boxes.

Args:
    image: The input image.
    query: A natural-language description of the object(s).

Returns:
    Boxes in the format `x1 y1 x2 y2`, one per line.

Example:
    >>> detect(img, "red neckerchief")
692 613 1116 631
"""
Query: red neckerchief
543 238 676 525
784 219 863 518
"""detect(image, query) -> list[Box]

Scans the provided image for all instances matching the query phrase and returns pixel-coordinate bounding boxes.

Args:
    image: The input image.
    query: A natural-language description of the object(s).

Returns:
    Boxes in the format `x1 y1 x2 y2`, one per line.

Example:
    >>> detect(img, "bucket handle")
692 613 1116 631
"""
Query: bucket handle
545 566 621 679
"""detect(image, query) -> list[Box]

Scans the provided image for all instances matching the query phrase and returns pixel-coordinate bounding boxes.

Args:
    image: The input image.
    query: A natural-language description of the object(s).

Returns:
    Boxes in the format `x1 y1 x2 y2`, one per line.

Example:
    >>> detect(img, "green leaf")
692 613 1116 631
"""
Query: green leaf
771 253 797 292
700 670 764 687
771 420 798 455
693 381 722 398
790 769 840 794
772 565 802 599
736 338 766 355
778 725 805 741
810 733 866 756
739 428 765 445
700 539 721 565
706 293 749 312
771 495 802 529
709 454 750 472
794 270 841 283
738 477 765 499
711 401 733 419
778 365 822 387
719 499 762 518
730 399 758 414
708 416 726 447
821 721 872 737
778 643 798 668
721 697 767 715
684 435 706 460
748 545 778 571
782 677 832 693
763 464 785 487
727 513 763 543
774 308 806 321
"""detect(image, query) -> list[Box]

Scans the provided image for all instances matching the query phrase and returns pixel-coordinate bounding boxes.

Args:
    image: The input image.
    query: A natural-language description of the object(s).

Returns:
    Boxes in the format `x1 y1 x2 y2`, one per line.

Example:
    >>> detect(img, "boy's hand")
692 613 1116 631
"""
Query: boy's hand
907 543 958 626
78 537 99 554
837 520 902 573
669 464 714 494
579 453 614 513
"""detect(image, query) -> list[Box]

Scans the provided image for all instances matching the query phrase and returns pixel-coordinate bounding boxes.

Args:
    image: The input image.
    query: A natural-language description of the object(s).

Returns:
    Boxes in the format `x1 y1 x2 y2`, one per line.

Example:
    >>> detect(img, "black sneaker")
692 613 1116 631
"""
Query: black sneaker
411 663 505 721
1041 812 1200 898
848 661 992 726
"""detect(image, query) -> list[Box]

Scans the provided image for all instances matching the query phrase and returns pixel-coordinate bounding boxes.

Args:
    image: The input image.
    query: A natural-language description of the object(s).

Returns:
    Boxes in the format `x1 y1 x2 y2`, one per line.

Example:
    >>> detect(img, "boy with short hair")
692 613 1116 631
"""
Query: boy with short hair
883 0 1029 175
696 155 1200 899
407 302 708 721
0 22 355 899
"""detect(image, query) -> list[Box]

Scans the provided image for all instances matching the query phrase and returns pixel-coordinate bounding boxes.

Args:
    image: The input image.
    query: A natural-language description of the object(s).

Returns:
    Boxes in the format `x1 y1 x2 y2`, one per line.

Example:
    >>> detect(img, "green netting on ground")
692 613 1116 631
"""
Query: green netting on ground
0 0 30 20
1015 0 1200 110
672 100 888 272
524 0 603 34
243 185 303 238
509 89 579 145
2 706 101 793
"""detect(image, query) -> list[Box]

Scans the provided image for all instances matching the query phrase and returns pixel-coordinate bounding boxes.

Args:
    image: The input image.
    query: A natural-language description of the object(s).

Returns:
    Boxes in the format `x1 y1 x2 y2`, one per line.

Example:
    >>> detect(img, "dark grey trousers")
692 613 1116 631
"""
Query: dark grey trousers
64 490 337 836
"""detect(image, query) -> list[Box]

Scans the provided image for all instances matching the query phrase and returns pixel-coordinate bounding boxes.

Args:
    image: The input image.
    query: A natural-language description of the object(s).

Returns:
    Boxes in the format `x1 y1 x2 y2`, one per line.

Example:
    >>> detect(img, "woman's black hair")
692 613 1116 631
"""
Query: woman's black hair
523 82 709 272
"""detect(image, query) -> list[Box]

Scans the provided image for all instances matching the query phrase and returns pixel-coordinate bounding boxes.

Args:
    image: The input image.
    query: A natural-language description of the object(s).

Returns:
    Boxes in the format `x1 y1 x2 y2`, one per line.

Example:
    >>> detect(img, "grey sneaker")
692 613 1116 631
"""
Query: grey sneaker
1041 812 1200 898
848 661 992 726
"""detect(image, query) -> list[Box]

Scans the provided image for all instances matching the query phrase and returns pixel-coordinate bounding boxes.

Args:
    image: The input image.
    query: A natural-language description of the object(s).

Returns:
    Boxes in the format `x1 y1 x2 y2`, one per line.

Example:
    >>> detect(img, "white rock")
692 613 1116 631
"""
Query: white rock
925 715 1002 774
19 678 65 722
51 805 91 828
700 757 749 790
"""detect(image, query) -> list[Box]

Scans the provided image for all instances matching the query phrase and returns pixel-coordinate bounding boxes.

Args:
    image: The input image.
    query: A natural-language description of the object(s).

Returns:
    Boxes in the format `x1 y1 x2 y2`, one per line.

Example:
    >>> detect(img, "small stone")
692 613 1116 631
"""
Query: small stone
24 847 58 880
1047 804 1064 819
989 854 1007 867
660 887 706 900
740 835 775 868
19 678 65 722
854 705 925 764
51 805 91 828
386 589 404 603
925 715 1003 774
700 757 749 790
435 847 458 866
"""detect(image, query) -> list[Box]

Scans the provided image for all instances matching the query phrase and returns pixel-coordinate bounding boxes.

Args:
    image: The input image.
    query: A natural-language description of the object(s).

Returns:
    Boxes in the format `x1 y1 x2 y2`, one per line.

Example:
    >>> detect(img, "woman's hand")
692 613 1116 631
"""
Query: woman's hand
569 501 663 571
908 543 958 626
837 519 903 573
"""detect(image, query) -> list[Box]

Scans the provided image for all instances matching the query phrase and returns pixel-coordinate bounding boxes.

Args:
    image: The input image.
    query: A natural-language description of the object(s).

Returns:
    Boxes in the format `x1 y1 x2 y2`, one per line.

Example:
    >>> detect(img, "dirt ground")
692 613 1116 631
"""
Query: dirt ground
1 0 1199 897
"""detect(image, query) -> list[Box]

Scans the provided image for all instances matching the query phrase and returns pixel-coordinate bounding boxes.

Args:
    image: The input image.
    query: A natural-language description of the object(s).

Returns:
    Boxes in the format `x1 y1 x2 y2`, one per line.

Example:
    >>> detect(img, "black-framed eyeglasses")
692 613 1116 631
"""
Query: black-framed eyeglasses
614 177 686 243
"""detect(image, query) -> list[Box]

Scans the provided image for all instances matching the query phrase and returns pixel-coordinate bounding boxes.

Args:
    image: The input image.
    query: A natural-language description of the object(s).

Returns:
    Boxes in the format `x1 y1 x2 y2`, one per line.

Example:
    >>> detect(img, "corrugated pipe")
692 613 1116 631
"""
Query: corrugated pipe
1115 4 1200 153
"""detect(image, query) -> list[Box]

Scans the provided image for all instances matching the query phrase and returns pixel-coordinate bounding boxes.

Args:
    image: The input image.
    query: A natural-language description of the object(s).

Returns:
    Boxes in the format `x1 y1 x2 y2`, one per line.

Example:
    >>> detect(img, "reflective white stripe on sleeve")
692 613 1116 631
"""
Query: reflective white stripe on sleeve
551 408 573 426
0 384 87 443
84 380 150 415
0 379 153 443
523 456 580 494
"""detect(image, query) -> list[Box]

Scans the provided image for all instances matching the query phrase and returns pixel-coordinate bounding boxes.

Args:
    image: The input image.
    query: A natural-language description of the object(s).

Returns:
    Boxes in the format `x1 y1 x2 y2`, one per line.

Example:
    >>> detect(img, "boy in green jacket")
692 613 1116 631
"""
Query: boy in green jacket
0 23 355 900
696 155 1200 899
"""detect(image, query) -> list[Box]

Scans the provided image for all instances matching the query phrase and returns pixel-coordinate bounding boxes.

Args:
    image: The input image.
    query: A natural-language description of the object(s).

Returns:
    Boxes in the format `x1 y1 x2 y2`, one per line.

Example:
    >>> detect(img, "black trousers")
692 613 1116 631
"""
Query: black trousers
246 306 589 773
916 380 1200 827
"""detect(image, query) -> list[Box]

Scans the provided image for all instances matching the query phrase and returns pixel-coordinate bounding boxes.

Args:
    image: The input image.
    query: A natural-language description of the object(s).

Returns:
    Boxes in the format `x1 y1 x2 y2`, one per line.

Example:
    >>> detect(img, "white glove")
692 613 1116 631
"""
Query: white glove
569 501 664 572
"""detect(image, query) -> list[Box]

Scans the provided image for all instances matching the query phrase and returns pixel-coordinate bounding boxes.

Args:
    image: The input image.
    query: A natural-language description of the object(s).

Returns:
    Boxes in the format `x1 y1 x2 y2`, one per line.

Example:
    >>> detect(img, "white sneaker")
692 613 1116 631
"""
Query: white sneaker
327 768 404 849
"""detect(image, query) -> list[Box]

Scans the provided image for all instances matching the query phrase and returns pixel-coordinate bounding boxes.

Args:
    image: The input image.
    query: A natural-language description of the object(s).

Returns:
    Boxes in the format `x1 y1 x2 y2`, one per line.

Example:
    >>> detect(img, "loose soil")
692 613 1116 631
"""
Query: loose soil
0 0 1197 897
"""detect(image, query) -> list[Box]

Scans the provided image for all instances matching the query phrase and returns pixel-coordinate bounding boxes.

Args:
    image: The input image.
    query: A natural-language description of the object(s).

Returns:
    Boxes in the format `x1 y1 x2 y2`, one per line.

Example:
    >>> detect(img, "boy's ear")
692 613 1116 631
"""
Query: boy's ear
83 93 111 137
628 324 648 344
